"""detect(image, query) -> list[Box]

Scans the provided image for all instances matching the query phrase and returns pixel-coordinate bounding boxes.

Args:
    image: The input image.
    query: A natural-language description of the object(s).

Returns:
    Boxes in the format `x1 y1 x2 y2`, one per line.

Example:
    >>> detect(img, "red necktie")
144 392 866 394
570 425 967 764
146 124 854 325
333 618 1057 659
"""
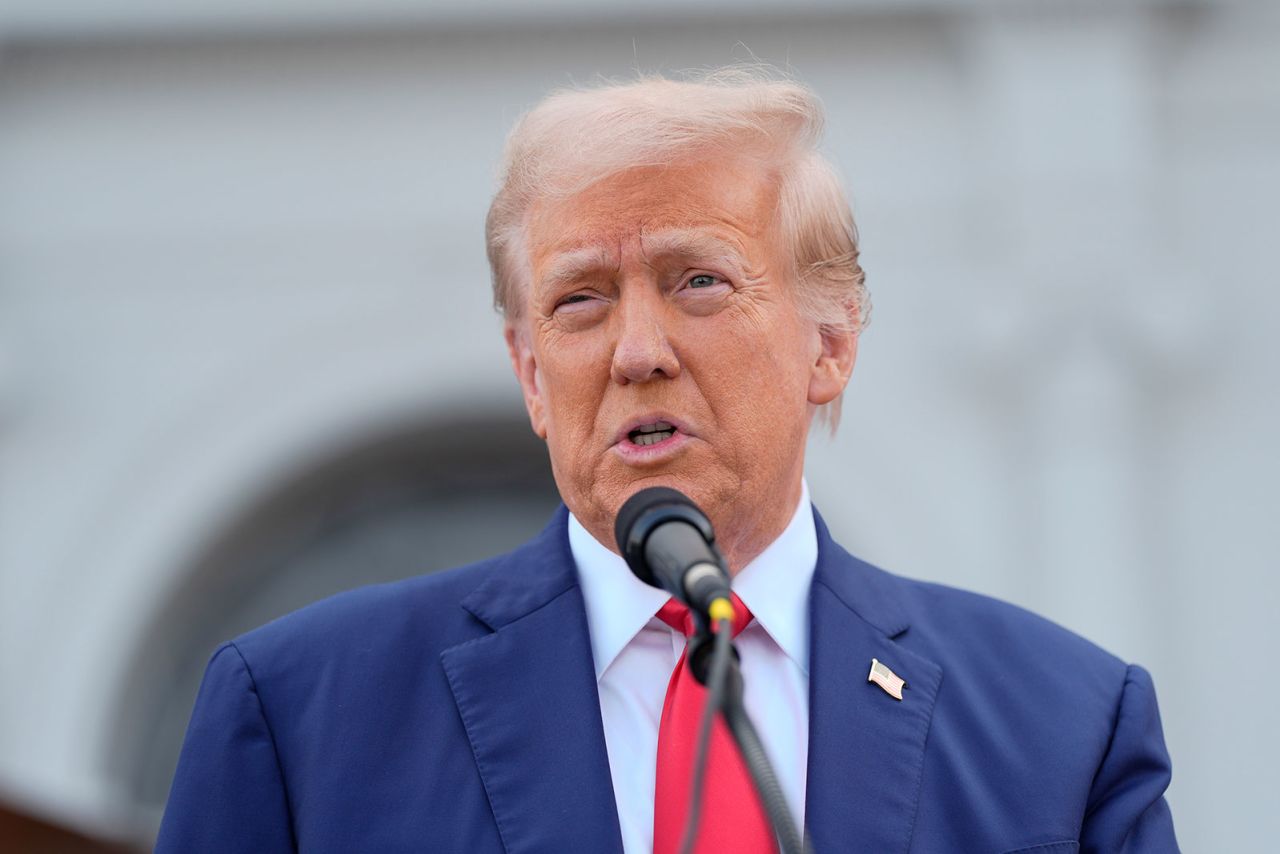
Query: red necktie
653 593 777 854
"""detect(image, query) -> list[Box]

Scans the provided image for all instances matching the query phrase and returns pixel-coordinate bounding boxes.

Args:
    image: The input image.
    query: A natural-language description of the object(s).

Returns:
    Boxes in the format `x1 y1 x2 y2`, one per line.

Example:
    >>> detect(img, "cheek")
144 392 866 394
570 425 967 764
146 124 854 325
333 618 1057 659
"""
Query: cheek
708 325 815 455
711 309 815 397
534 344 610 439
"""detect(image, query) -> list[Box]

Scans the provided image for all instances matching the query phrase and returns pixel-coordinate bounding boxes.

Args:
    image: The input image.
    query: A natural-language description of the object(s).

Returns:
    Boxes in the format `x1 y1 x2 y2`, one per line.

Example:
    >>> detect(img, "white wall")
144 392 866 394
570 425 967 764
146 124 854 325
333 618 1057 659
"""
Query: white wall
1 3 1276 849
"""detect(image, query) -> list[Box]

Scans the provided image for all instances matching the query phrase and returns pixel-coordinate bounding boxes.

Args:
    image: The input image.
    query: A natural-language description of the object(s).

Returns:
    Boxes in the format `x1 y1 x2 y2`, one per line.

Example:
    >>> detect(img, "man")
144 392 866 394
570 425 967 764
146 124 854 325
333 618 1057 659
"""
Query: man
158 69 1178 853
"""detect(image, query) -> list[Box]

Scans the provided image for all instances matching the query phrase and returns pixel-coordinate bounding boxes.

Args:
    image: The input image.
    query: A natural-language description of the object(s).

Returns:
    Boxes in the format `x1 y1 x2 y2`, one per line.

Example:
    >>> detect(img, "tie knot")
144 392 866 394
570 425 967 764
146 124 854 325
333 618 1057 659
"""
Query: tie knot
656 592 752 638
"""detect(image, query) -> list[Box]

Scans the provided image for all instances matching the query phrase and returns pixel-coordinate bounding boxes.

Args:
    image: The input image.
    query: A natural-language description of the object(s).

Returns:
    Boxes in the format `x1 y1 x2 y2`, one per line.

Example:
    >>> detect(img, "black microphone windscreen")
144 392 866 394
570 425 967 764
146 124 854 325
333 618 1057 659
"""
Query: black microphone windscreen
614 487 706 585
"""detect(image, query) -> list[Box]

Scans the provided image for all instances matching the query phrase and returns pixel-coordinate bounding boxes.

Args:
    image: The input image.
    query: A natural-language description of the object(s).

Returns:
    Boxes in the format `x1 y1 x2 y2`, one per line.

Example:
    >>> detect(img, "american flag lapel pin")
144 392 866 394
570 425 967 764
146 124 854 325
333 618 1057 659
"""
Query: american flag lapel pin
868 658 906 701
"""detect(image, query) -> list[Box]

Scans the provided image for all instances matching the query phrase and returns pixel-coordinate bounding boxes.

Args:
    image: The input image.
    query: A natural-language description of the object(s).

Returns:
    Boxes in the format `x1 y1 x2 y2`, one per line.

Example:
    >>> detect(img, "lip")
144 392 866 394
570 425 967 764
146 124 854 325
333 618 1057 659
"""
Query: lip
611 413 694 464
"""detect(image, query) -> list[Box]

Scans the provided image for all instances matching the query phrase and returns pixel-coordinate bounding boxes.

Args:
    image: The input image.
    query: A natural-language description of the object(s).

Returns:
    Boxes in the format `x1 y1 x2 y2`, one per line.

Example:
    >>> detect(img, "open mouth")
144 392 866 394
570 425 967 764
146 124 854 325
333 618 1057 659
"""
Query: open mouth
627 420 677 447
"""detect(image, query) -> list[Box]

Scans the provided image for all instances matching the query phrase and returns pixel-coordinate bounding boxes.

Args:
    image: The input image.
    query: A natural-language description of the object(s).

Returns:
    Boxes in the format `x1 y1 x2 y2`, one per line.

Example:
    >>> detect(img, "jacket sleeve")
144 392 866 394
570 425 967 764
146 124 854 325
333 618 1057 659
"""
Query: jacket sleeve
1080 664 1179 853
155 642 296 853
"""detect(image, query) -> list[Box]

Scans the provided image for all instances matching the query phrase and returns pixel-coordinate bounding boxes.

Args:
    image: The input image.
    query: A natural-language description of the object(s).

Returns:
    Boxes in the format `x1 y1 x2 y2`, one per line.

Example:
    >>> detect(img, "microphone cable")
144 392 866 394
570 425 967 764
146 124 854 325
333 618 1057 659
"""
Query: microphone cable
678 611 733 854
678 599 810 854
721 671 809 854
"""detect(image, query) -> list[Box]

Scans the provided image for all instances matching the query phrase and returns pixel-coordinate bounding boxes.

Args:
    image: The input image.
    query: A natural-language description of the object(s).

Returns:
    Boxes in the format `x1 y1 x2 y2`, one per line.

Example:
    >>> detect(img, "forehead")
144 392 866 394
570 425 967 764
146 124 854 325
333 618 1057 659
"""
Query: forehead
525 157 782 268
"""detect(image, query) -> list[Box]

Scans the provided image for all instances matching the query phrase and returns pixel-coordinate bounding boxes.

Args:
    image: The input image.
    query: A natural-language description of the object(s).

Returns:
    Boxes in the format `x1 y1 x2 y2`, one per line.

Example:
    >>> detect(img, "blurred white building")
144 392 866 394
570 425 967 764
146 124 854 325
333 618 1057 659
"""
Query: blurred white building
1 1 1277 850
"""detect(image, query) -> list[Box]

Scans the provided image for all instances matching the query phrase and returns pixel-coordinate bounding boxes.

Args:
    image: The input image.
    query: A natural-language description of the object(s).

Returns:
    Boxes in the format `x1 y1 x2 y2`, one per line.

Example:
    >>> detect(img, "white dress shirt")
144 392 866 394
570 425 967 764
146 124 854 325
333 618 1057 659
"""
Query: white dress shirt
570 483 817 854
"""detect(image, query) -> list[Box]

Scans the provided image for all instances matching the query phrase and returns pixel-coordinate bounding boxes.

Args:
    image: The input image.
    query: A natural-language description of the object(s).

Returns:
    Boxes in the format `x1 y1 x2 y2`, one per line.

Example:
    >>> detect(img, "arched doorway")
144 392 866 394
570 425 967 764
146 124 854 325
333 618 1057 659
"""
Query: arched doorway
106 412 560 829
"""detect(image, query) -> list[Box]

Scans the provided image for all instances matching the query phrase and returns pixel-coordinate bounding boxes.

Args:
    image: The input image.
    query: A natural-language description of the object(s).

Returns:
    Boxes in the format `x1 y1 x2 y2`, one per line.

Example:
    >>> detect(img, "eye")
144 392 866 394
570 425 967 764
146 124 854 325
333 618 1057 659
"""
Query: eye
554 291 603 310
551 291 608 325
687 274 721 289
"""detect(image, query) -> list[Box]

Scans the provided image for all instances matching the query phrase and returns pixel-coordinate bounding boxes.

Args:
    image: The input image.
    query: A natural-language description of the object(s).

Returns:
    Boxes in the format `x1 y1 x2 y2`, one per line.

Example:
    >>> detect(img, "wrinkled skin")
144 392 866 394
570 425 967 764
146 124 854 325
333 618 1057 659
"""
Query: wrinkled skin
505 154 857 573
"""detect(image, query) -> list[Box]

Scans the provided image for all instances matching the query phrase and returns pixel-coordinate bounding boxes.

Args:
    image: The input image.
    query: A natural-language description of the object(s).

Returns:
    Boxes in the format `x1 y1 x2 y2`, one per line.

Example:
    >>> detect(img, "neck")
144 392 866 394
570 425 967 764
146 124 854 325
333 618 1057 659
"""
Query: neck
576 475 807 579
713 477 806 576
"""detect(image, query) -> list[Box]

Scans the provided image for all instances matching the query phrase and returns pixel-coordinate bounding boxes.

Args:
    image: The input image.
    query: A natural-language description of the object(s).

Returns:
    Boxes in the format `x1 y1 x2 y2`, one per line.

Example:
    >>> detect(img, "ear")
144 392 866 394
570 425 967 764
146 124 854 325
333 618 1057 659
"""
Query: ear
505 322 548 439
808 325 858 406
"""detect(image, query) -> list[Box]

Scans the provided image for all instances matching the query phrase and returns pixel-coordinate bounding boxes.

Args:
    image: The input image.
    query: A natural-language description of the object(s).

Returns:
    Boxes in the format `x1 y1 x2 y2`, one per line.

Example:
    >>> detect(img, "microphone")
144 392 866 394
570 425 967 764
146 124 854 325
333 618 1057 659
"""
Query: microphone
616 488 808 854
614 487 734 626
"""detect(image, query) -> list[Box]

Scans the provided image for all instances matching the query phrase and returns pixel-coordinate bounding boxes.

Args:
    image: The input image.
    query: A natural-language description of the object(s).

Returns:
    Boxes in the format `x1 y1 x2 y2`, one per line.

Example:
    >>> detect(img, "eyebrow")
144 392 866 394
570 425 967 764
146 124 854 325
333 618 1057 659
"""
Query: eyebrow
537 229 746 291
538 247 616 291
639 230 744 267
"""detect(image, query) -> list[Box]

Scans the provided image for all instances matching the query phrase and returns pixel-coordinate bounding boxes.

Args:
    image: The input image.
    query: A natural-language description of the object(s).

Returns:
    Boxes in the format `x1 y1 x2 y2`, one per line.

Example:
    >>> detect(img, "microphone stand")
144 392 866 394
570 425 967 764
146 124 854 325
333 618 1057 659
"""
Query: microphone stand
687 621 810 854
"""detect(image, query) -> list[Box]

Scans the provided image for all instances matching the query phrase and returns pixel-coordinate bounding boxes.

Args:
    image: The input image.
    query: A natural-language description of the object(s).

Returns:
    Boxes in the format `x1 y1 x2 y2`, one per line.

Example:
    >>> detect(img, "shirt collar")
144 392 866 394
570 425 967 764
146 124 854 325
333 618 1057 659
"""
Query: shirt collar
732 480 817 675
569 481 818 679
569 509 669 681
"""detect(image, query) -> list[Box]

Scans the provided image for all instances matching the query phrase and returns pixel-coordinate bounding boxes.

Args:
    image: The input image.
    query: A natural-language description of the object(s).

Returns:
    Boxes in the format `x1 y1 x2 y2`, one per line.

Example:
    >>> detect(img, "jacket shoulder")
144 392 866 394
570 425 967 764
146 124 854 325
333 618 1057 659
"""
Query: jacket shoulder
817 533 1135 732
824 535 1128 682
845 560 1177 848
839 555 1136 769
226 510 569 684
894 569 1128 683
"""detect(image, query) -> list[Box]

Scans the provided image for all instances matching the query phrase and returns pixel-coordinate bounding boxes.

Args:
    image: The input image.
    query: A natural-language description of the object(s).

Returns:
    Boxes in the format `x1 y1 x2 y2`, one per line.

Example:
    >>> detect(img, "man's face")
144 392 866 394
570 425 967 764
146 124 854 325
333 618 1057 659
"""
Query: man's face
506 154 855 569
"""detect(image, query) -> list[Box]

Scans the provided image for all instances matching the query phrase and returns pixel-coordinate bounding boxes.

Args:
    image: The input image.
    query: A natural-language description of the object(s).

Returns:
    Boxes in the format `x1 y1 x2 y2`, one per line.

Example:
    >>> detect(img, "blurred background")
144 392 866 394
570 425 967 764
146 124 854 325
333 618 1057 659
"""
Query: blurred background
2 0 1276 851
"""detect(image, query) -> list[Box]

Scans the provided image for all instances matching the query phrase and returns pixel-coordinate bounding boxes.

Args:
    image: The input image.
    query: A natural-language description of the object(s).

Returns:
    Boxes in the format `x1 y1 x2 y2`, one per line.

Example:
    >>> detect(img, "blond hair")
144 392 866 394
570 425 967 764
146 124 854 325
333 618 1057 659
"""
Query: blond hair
488 67 867 330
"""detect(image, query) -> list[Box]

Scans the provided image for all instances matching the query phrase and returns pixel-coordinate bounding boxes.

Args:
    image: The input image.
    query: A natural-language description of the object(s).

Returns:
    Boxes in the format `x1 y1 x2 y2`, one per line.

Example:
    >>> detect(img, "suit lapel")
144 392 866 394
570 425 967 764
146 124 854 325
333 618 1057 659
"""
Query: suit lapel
441 508 624 854
805 512 943 854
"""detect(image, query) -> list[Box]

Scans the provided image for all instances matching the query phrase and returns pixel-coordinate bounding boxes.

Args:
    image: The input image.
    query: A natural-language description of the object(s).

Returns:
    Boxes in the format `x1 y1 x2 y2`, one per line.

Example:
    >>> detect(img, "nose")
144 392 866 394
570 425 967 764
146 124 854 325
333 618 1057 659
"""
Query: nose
610 289 680 384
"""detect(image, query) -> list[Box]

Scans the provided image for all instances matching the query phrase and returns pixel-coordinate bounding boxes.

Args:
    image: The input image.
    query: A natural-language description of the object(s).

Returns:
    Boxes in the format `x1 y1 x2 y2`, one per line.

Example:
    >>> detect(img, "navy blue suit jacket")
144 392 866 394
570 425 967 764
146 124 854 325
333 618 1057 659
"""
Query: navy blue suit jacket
157 507 1178 853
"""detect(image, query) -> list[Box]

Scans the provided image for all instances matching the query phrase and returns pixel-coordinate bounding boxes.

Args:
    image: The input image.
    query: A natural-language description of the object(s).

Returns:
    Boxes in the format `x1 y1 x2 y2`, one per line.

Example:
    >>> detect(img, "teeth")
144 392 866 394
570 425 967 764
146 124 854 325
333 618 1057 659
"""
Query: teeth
632 429 675 446
626 420 678 447
634 421 673 434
